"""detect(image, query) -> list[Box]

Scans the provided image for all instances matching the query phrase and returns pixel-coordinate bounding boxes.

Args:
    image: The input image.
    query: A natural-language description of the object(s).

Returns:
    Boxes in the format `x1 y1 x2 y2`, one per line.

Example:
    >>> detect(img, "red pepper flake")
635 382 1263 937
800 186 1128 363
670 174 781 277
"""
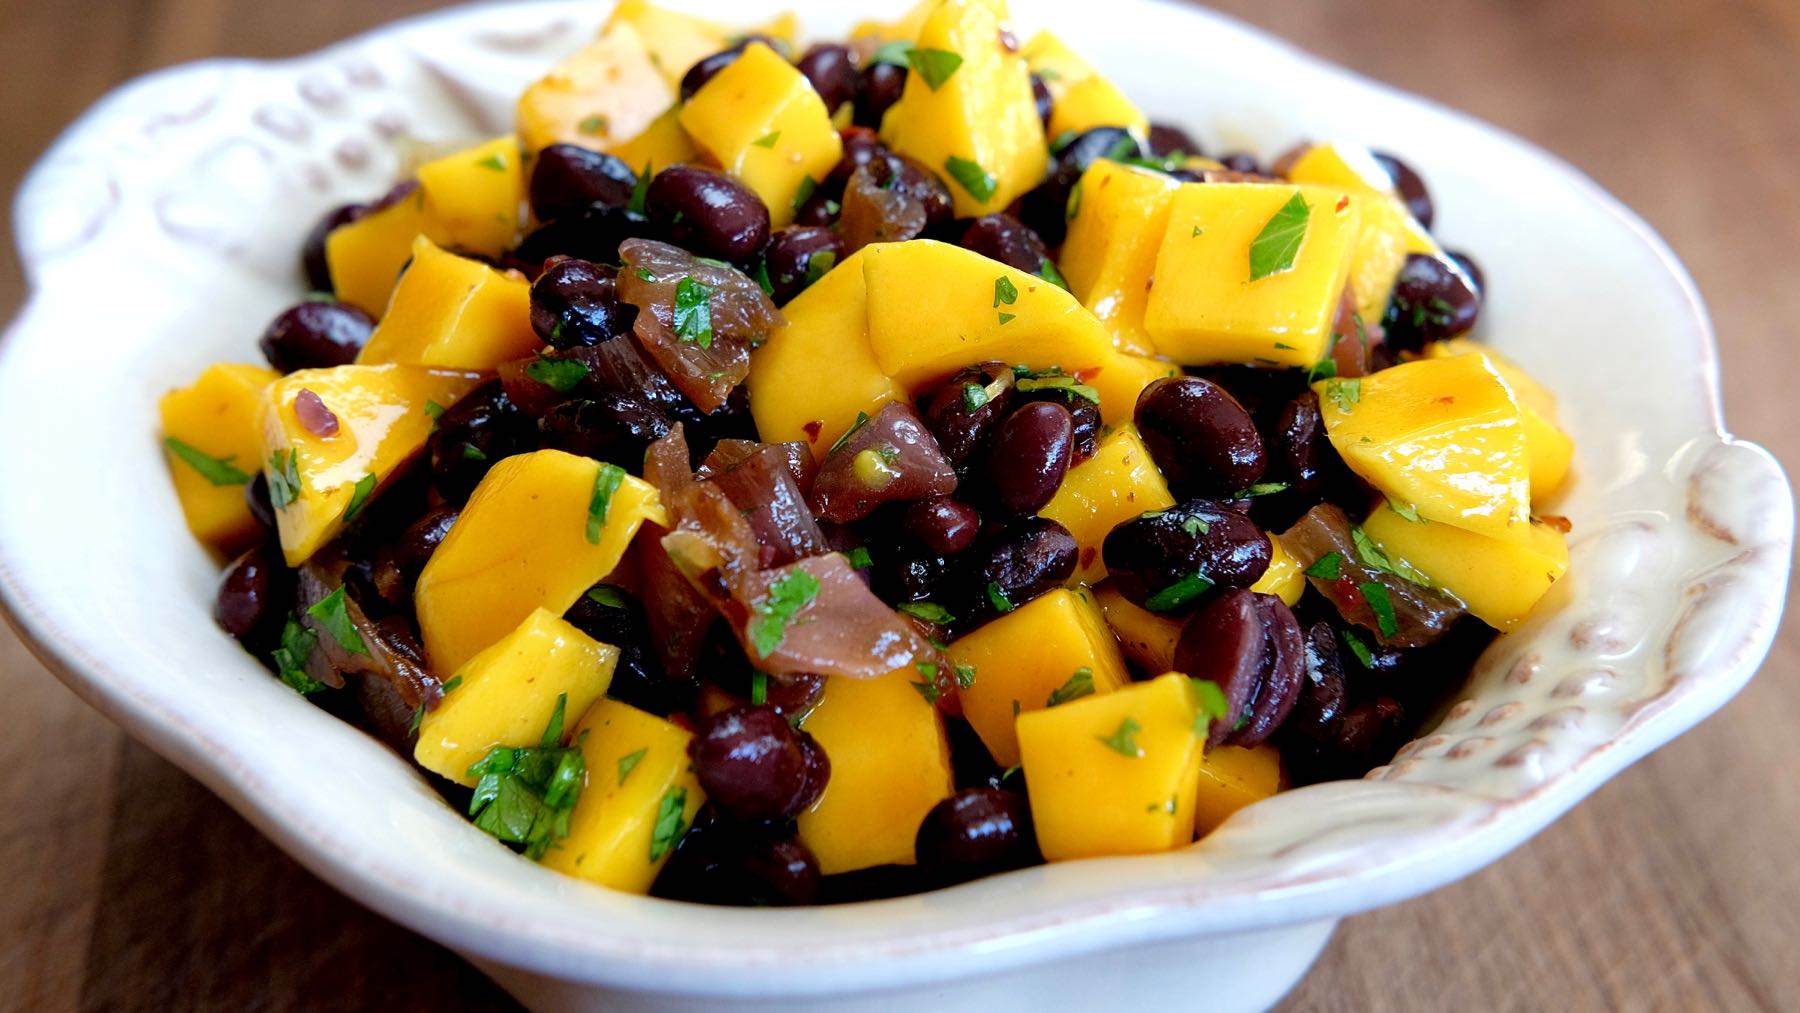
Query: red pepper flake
802 419 824 442
1073 365 1103 382
1335 194 1350 213
1080 546 1098 570
294 389 339 438
1436 395 1456 405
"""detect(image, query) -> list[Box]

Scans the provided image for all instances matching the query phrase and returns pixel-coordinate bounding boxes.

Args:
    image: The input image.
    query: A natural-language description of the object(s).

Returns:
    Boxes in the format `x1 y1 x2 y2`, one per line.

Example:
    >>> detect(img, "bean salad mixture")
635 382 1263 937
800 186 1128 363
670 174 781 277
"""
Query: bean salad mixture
159 0 1577 905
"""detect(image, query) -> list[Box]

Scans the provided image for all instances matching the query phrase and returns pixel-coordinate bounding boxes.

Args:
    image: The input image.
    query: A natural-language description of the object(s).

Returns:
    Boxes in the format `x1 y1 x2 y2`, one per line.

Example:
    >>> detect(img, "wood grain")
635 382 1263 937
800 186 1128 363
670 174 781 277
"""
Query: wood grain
0 1 1794 1010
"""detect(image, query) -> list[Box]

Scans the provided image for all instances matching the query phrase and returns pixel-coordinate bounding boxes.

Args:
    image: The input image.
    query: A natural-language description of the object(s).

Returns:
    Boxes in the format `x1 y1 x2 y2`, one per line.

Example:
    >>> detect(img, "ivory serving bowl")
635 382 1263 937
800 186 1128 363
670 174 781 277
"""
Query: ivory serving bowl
1 1 1790 1009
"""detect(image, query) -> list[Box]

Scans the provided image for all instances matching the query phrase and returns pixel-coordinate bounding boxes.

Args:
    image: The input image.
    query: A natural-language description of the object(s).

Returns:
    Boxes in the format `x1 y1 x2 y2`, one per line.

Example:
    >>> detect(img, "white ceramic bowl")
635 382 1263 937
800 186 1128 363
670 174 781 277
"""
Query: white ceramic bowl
2 1 1791 1009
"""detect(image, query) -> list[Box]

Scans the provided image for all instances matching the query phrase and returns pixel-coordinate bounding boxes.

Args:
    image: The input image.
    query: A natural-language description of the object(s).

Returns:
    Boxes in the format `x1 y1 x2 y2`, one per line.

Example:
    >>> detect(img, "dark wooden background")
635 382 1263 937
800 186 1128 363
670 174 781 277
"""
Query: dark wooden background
2 1 1796 1009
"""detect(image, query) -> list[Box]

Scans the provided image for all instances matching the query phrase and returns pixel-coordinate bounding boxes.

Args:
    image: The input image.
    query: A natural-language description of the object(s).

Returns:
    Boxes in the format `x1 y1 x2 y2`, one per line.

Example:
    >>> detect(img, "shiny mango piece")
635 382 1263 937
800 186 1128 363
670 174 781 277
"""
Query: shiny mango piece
945 588 1132 767
746 249 906 460
1424 340 1574 503
849 0 938 42
1287 141 1440 321
541 699 705 892
860 240 1140 424
1192 743 1283 837
1250 535 1305 606
358 236 539 371
516 20 674 154
679 43 843 228
607 104 697 173
1092 582 1181 675
260 364 482 565
1060 160 1180 356
604 0 767 90
159 363 280 554
414 608 619 787
1363 501 1569 631
1039 424 1174 583
1016 673 1205 861
415 450 667 678
1145 183 1361 368
324 187 443 317
415 136 524 258
1316 354 1532 542
879 0 1047 217
1020 31 1147 138
797 671 954 875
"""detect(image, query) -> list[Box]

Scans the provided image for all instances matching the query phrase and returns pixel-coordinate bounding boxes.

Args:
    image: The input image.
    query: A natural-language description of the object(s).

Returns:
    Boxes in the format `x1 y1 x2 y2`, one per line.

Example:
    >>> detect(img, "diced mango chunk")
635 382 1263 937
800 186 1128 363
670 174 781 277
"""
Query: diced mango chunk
259 364 482 565
680 43 843 228
1016 673 1205 861
1315 355 1531 541
1145 183 1361 368
1092 582 1182 675
1363 501 1568 631
607 104 697 174
1287 141 1440 323
861 240 1143 423
1192 743 1282 837
325 188 443 317
746 249 906 460
1424 341 1574 503
414 608 619 786
605 0 735 90
357 237 539 371
879 0 1047 216
159 362 281 554
945 588 1132 767
1020 31 1148 139
1039 425 1174 583
849 0 939 43
415 450 667 677
541 699 705 893
516 20 674 154
797 671 954 875
1250 534 1305 606
1060 160 1180 356
414 136 524 258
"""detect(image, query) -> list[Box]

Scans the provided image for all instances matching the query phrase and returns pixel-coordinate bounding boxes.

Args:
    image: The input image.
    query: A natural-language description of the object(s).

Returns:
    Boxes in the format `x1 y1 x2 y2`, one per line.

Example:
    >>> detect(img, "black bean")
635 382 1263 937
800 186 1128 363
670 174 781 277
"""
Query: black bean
903 496 981 555
878 552 958 607
967 517 1077 620
426 381 535 503
1372 151 1433 230
1333 697 1407 761
1272 391 1327 495
854 61 907 128
1285 621 1347 744
761 226 847 305
392 505 458 591
863 152 954 227
824 127 887 192
538 396 670 473
301 203 367 293
214 544 289 649
960 213 1052 276
513 205 657 267
1019 126 1144 245
1135 376 1266 497
245 473 276 532
563 583 693 716
1102 500 1271 611
915 788 1036 876
1174 589 1304 748
1058 126 1143 172
1148 123 1202 158
257 300 372 374
690 705 824 821
645 165 771 263
739 834 822 906
1067 399 1100 464
920 364 1016 471
797 44 860 114
1217 152 1263 175
988 401 1073 515
1030 74 1053 129
528 145 639 223
529 258 635 347
1446 249 1485 297
680 46 745 101
1381 252 1481 351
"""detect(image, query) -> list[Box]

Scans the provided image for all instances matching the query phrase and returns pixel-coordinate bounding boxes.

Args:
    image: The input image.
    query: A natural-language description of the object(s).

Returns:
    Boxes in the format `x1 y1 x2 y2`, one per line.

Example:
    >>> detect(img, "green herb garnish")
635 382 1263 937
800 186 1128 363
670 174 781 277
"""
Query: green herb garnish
1015 374 1100 404
271 616 324 695
1037 257 1069 290
1342 629 1375 669
648 786 689 862
845 546 873 569
266 449 301 510
869 39 914 66
1182 517 1210 536
899 601 955 624
829 411 871 456
163 437 251 486
466 694 587 860
986 581 1015 614
461 444 488 462
993 275 1019 307
629 162 652 214
527 356 589 392
1306 358 1339 383
1304 551 1344 580
749 569 822 657
577 114 608 135
617 747 647 785
1096 717 1144 758
792 174 819 211
1389 501 1424 523
997 312 1016 325
749 670 768 706
751 130 781 148
586 463 625 545
954 663 977 690
1233 482 1290 499
1248 190 1310 281
906 47 963 89
672 276 714 348
1190 678 1230 734
944 155 997 202
1142 572 1213 613
911 676 941 704
1324 377 1362 412
475 152 507 171
962 383 990 412
306 586 367 656
587 585 629 609
1046 667 1095 707
1360 581 1399 638
341 474 377 523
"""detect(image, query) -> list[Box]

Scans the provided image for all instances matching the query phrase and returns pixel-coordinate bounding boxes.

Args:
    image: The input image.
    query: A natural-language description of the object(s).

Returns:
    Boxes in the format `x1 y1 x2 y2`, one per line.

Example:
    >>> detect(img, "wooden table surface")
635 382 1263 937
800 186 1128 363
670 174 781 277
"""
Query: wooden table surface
2 1 1796 1009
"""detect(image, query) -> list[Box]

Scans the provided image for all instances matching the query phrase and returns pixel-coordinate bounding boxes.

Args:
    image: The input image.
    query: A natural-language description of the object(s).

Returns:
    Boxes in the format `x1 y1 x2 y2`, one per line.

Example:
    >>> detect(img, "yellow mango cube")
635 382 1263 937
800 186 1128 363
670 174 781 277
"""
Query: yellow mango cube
325 187 443 317
1193 743 1283 837
1092 582 1182 675
860 240 1140 423
1250 534 1305 606
415 136 524 258
1020 31 1148 139
259 364 482 565
541 699 705 892
945 588 1132 767
680 43 843 228
358 237 540 371
1145 183 1361 368
1016 673 1206 861
1039 425 1175 583
1424 341 1574 503
849 0 939 44
879 0 1047 216
159 362 281 554
516 21 674 154
1363 501 1569 631
1060 160 1180 356
414 608 619 786
1315 355 1532 541
415 450 665 678
607 104 697 174
746 249 907 459
797 671 954 875
605 0 733 90
1287 141 1441 322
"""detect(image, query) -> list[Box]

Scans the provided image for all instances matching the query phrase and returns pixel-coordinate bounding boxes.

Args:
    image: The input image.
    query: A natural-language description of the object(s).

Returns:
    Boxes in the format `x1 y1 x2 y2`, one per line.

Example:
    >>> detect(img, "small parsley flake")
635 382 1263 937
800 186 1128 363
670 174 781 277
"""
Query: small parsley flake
526 356 589 392
1046 667 1095 707
648 786 688 862
673 276 715 348
617 747 647 784
475 152 507 171
751 130 781 148
163 437 252 486
1143 572 1213 613
906 47 963 90
1248 190 1310 281
306 586 368 656
993 275 1019 307
944 155 997 202
749 569 822 657
1360 581 1399 638
986 581 1015 614
341 474 377 523
586 463 625 545
1096 717 1144 758
1304 551 1344 580
1325 377 1362 412
899 601 955 624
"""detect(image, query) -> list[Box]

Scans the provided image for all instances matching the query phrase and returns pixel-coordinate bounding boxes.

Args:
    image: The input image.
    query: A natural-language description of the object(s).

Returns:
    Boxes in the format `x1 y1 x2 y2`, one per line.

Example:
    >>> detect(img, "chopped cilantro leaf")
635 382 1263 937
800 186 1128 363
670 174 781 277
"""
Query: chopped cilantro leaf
461 444 488 462
1307 358 1339 383
1143 572 1213 613
1046 667 1095 707
629 162 653 214
1015 374 1100 404
341 473 377 523
1096 717 1144 758
1248 190 1310 281
828 411 871 456
649 786 689 862
586 585 629 608
911 676 940 704
475 152 507 171
467 696 587 859
1325 377 1362 412
899 601 955 624
944 155 997 202
271 615 323 695
1066 179 1083 220
586 463 625 544
1037 257 1069 291
997 311 1016 325
163 437 251 486
1182 517 1210 536
1342 629 1376 669
1389 500 1424 523
1234 482 1290 498
869 39 914 66
844 546 873 569
1360 581 1399 638
1190 678 1230 733
442 675 463 693
673 276 714 348
749 669 767 706
617 747 647 785
802 249 837 286
749 569 822 657
577 114 608 135
424 400 445 423
954 663 976 690
526 356 589 392
1304 551 1344 580
906 47 963 89
986 581 1015 614
993 275 1019 307
751 130 781 148
266 449 301 510
792 174 819 211
962 383 990 412
306 586 367 656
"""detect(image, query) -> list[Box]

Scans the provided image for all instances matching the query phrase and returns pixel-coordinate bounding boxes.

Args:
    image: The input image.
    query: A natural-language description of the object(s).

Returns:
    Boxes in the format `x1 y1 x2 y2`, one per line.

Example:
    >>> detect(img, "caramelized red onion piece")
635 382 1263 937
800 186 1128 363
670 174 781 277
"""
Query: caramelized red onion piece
700 441 826 568
699 439 818 496
294 553 439 715
618 239 784 413
809 402 958 523
839 160 929 252
498 335 696 420
1280 503 1464 647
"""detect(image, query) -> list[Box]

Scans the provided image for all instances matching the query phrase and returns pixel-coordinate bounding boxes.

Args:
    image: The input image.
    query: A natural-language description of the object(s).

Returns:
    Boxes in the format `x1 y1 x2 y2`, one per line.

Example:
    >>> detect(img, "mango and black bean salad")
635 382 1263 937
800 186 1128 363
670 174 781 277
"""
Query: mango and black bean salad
161 0 1576 904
